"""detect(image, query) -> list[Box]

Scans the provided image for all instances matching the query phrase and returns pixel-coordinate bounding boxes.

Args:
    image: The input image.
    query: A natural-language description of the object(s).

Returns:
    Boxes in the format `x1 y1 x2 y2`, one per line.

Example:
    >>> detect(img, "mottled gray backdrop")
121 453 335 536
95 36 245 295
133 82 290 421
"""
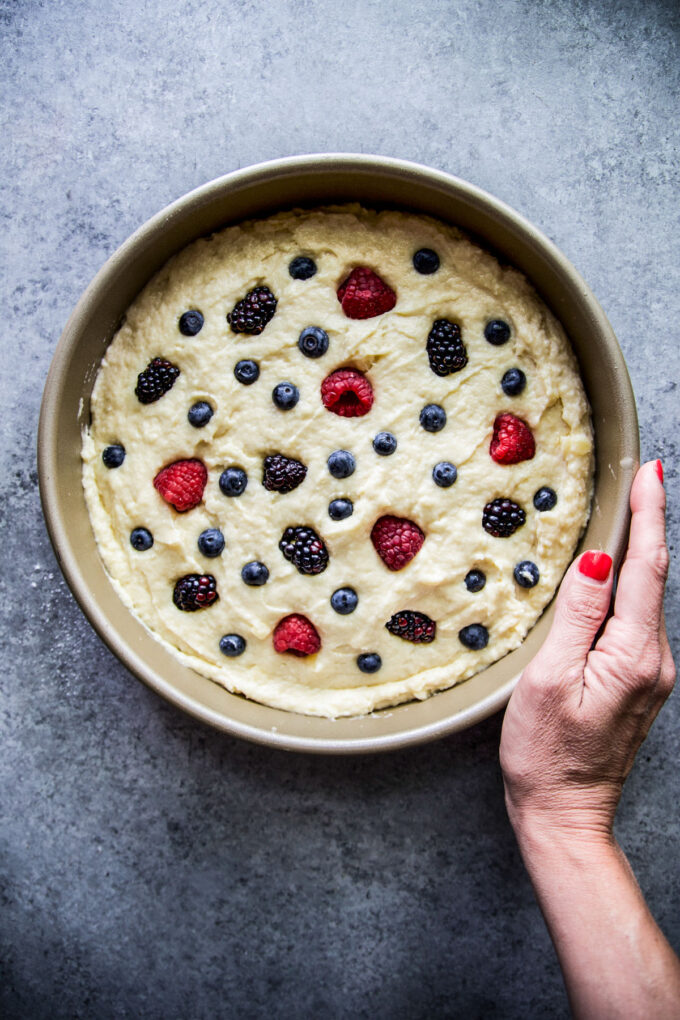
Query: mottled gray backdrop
1 0 678 1017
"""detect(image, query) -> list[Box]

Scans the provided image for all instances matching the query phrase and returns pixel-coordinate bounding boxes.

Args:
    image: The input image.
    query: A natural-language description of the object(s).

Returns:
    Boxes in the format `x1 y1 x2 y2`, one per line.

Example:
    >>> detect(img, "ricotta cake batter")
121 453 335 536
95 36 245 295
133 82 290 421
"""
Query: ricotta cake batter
81 205 593 717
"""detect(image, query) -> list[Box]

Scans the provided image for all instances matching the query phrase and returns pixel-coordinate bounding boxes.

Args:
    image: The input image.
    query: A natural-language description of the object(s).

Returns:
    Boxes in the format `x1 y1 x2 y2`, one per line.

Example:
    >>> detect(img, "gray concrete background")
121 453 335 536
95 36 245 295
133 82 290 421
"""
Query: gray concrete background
2 0 679 1016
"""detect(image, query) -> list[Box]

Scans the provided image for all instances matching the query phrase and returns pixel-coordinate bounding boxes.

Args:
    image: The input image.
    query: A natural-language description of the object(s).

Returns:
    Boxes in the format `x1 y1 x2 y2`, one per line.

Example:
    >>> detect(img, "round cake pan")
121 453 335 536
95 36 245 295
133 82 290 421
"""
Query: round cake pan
38 154 639 754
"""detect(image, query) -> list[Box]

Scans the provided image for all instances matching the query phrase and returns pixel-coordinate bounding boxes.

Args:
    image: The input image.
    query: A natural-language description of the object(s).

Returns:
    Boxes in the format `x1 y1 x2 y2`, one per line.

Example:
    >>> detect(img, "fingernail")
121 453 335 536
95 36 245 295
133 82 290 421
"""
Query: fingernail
655 459 664 483
579 551 613 582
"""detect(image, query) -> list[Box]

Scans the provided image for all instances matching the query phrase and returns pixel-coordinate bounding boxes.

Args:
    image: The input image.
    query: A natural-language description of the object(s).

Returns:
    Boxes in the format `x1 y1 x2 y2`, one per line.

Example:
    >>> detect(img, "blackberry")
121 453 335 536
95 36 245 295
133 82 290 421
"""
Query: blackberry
197 528 225 557
188 401 213 427
227 286 277 335
289 256 317 280
241 561 269 586
484 319 511 346
263 454 307 493
413 248 440 274
385 610 436 643
279 525 329 575
272 382 299 410
514 561 540 588
330 587 358 615
329 498 353 521
220 633 246 657
135 357 180 404
459 623 489 650
533 486 557 512
328 450 355 478
420 403 447 432
465 569 486 592
298 326 329 358
426 319 468 376
373 431 397 456
102 444 125 468
234 359 260 385
178 310 204 336
357 652 382 673
130 527 153 551
501 368 526 396
482 497 526 537
432 461 457 488
173 573 219 611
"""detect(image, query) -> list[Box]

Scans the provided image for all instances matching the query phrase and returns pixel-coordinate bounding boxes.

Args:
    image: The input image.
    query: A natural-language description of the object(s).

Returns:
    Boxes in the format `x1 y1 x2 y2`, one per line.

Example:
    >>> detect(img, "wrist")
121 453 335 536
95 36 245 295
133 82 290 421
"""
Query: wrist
506 792 618 870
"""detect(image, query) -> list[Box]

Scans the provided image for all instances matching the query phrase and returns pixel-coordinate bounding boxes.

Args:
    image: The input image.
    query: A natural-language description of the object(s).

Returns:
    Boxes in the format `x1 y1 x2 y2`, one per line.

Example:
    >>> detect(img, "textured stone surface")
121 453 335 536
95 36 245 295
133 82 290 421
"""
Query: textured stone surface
1 0 678 1016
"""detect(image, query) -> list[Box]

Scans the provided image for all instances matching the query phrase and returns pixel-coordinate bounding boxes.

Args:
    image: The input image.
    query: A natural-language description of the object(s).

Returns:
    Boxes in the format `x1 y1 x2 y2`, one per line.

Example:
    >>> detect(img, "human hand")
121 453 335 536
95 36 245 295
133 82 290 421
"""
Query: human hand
500 459 675 844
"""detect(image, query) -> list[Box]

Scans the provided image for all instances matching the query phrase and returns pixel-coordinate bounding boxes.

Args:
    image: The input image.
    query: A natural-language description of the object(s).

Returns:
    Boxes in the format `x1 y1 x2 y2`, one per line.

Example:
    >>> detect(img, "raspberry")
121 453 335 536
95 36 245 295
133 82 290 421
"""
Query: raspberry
336 267 396 319
227 286 277 335
370 515 425 571
385 610 436 643
482 497 526 537
135 357 180 404
279 525 329 575
262 454 307 494
173 574 219 612
321 369 374 418
426 319 468 376
489 413 536 465
273 614 321 656
153 459 207 512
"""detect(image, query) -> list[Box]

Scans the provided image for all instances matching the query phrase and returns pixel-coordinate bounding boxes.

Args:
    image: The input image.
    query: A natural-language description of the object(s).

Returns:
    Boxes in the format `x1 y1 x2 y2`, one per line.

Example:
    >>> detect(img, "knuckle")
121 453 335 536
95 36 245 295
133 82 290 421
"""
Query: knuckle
650 543 670 582
559 589 605 630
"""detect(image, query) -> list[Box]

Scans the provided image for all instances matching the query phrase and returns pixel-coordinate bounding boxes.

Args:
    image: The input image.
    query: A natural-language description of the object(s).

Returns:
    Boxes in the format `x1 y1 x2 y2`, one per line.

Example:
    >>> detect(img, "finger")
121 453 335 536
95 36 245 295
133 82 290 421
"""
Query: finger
613 460 668 633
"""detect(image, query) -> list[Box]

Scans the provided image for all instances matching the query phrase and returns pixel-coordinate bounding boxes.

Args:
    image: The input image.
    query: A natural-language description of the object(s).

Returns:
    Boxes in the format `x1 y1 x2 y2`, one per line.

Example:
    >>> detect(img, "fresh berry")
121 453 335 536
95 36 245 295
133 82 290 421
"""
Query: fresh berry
178 309 204 336
490 413 536 465
420 403 447 432
234 359 260 385
534 486 557 511
386 610 436 643
272 382 299 410
197 528 225 557
298 326 329 358
273 614 321 656
426 319 467 376
336 267 396 319
188 401 213 427
357 652 382 673
135 357 180 404
279 525 329 575
413 248 440 274
328 450 356 478
501 368 526 396
102 444 125 468
432 461 457 487
227 286 277 335
465 569 486 592
220 633 246 657
482 497 526 537
241 561 269 586
459 623 489 649
289 256 317 280
153 458 207 512
330 587 358 615
371 515 425 571
130 527 153 551
321 369 373 417
173 573 219 611
262 454 307 493
219 467 248 497
328 498 353 521
514 561 540 588
373 431 397 456
485 320 511 346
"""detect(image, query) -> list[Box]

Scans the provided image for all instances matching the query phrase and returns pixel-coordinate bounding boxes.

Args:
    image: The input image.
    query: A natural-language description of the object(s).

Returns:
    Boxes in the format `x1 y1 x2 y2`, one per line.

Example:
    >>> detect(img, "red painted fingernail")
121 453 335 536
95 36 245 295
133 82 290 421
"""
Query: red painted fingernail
579 551 613 581
655 459 664 483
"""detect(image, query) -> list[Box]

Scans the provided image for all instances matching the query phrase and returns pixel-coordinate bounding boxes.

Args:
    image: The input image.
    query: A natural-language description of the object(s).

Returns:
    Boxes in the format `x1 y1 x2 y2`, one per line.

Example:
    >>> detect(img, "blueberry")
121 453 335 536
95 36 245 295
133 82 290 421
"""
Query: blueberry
459 624 489 650
329 498 354 520
501 368 526 396
130 527 153 551
289 255 317 280
272 382 299 410
220 633 246 657
197 528 225 557
328 450 356 478
178 309 204 336
102 444 125 468
188 401 214 427
432 461 458 488
357 652 382 673
465 569 486 592
413 248 440 274
241 561 269 586
484 319 511 346
420 404 447 432
514 561 540 588
373 432 397 456
331 587 358 615
533 487 557 512
219 467 248 497
234 359 260 385
298 326 329 358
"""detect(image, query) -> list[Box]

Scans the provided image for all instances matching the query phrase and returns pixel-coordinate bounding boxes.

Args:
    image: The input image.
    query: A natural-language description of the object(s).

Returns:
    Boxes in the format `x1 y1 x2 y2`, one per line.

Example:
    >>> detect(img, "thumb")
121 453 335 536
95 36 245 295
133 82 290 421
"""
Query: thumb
534 551 615 680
